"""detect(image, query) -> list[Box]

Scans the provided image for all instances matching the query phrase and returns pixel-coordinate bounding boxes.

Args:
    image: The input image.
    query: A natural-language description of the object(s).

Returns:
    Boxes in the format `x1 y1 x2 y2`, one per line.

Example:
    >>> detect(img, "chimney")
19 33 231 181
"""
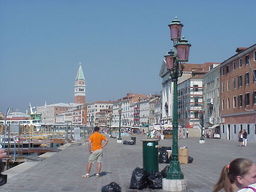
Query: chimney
236 47 247 53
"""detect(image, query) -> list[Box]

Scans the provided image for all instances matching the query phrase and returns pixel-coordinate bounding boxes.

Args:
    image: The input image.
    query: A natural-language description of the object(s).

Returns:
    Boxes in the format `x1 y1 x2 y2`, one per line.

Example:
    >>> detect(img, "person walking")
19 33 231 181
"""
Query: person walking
243 129 248 147
213 158 256 192
238 130 244 147
0 149 6 159
82 126 108 178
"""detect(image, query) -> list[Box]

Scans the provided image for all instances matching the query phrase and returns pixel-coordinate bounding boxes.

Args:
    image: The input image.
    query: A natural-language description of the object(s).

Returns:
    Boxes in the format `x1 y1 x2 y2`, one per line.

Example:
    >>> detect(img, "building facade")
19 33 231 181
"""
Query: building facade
220 44 256 142
203 64 221 131
87 101 113 127
178 76 204 129
148 95 161 126
160 60 214 129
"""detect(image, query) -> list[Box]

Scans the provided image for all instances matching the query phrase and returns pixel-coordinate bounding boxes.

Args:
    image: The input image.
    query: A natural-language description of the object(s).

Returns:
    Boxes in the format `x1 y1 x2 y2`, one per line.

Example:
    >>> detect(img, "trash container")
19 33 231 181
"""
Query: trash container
131 136 136 144
142 139 159 174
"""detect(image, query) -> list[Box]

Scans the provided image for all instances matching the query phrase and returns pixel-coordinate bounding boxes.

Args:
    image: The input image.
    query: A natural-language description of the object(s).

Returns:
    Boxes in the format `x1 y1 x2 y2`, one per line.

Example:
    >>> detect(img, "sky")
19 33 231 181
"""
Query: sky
1 0 256 113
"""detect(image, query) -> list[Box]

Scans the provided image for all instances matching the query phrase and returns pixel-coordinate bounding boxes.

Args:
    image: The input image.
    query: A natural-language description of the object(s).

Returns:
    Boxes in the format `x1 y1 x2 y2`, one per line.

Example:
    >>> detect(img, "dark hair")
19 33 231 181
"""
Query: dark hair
94 126 100 132
213 158 253 192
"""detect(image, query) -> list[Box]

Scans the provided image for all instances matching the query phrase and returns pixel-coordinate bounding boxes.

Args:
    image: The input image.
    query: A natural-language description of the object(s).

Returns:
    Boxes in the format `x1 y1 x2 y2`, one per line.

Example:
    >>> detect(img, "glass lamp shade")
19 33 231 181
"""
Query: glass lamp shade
164 54 174 70
168 17 183 41
175 38 191 62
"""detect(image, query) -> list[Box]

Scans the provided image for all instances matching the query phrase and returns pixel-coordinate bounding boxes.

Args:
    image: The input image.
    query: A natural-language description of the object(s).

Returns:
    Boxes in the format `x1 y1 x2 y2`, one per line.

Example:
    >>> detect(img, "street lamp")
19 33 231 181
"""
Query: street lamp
117 103 122 143
199 113 205 143
163 17 191 192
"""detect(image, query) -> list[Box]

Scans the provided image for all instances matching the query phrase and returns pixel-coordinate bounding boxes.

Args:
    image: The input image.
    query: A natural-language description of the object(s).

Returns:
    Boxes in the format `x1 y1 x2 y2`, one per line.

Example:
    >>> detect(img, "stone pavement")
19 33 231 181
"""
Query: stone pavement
1 135 256 192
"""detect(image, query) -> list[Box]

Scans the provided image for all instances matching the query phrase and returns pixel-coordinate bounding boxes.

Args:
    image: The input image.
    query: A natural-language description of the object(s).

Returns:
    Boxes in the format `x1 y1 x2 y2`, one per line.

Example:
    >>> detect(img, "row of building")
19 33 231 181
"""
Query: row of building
161 44 256 142
1 44 255 142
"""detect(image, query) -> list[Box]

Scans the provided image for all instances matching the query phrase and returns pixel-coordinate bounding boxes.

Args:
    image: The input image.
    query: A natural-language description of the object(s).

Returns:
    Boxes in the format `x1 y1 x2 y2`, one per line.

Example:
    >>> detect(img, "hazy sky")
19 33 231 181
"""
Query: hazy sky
1 0 256 112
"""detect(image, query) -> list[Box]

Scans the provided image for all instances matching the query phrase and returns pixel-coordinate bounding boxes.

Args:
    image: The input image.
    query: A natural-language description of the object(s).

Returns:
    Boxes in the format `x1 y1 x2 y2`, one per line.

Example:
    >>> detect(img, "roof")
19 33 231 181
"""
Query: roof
75 64 85 80
221 43 256 66
87 101 113 105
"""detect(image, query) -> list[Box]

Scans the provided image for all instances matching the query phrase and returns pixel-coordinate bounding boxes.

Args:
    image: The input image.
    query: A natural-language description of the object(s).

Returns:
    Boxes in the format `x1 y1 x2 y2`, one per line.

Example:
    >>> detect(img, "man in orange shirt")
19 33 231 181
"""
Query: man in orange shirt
82 126 108 178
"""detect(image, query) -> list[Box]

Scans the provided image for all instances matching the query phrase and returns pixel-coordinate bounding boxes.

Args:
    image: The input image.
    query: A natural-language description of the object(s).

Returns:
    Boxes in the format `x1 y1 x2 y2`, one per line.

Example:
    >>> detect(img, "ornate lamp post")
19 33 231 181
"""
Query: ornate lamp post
199 113 205 143
117 103 122 143
162 17 191 192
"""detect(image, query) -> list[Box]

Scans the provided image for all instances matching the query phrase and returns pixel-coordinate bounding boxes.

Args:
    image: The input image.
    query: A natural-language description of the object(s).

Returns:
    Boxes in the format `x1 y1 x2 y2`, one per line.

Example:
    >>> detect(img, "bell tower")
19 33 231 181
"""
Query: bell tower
74 64 86 104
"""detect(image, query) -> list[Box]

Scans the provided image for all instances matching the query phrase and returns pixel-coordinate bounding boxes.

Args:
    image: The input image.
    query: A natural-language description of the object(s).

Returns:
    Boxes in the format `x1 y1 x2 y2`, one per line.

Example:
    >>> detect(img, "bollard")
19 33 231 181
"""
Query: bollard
142 139 159 174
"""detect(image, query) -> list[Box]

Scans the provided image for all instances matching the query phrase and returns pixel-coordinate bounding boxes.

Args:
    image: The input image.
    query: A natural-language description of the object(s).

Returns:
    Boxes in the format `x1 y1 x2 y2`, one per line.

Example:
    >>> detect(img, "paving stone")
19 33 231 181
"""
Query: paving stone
0 135 255 192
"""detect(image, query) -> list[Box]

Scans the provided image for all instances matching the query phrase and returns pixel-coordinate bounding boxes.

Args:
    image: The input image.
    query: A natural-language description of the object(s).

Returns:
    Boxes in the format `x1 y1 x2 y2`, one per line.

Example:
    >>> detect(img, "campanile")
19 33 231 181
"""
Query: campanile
74 64 86 104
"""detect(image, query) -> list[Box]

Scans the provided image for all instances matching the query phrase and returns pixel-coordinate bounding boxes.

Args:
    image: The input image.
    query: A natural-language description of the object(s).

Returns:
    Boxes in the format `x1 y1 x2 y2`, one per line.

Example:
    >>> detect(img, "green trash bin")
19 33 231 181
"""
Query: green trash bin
142 139 159 174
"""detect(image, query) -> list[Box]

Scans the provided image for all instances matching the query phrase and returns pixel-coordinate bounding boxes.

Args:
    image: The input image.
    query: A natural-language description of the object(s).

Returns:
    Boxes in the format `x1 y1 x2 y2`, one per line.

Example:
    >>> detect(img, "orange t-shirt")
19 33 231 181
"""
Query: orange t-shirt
89 132 107 151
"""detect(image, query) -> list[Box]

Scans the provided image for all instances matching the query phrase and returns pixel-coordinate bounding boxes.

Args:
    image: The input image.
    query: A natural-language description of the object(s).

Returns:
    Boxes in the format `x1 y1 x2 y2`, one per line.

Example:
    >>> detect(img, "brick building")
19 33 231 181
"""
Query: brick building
220 44 256 142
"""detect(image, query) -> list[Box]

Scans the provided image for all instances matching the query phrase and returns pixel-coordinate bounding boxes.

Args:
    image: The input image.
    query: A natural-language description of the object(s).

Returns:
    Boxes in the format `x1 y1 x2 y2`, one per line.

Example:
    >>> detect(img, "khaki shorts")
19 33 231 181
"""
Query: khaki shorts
88 149 103 163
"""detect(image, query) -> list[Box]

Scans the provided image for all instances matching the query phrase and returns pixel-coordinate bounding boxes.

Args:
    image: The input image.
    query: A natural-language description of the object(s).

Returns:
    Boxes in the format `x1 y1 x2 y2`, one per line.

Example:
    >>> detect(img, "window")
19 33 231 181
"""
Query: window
239 58 243 67
227 98 230 109
194 111 199 118
226 65 229 73
255 124 256 134
194 97 199 106
245 73 250 85
233 61 236 69
234 125 236 134
221 82 225 92
223 125 225 133
222 99 225 110
240 124 243 131
254 51 256 61
238 95 243 107
253 91 256 105
233 96 237 108
247 124 250 134
245 55 250 65
193 85 199 91
245 93 250 105
253 70 256 83
233 77 237 89
238 76 243 87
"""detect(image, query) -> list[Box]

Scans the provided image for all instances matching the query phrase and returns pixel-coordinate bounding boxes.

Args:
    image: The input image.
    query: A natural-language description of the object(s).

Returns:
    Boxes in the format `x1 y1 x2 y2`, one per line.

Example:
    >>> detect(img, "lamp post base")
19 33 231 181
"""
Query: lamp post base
162 178 187 192
199 136 205 144
117 139 122 144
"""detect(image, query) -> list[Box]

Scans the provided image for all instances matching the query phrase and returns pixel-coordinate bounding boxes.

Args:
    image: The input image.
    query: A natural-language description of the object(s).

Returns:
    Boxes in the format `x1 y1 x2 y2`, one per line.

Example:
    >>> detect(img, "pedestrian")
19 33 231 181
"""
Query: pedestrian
213 158 256 192
243 129 248 147
238 130 244 147
0 149 6 159
186 129 189 138
82 126 108 178
238 183 256 192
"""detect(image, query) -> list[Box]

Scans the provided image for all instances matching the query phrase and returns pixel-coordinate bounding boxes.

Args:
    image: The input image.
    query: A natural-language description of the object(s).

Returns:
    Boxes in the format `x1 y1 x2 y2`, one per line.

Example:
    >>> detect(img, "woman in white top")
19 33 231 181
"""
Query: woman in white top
213 158 256 192
238 183 256 192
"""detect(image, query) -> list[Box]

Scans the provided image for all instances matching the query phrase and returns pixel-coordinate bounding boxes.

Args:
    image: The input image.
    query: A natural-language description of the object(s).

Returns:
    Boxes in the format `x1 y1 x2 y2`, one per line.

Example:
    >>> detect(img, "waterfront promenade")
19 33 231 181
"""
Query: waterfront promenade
1 135 256 192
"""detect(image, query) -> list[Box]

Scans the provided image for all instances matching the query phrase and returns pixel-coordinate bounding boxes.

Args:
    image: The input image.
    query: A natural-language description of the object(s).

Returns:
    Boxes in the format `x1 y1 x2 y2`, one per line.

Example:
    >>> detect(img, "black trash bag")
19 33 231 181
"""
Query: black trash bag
0 160 7 186
160 165 169 178
123 140 135 145
158 151 170 163
0 174 7 186
148 172 162 189
101 182 121 192
159 146 171 152
188 156 194 163
129 167 148 189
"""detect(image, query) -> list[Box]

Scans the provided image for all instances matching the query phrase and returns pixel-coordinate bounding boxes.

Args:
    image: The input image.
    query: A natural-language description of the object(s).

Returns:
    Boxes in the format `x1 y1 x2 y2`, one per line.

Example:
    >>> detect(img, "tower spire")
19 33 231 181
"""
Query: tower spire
76 64 85 80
